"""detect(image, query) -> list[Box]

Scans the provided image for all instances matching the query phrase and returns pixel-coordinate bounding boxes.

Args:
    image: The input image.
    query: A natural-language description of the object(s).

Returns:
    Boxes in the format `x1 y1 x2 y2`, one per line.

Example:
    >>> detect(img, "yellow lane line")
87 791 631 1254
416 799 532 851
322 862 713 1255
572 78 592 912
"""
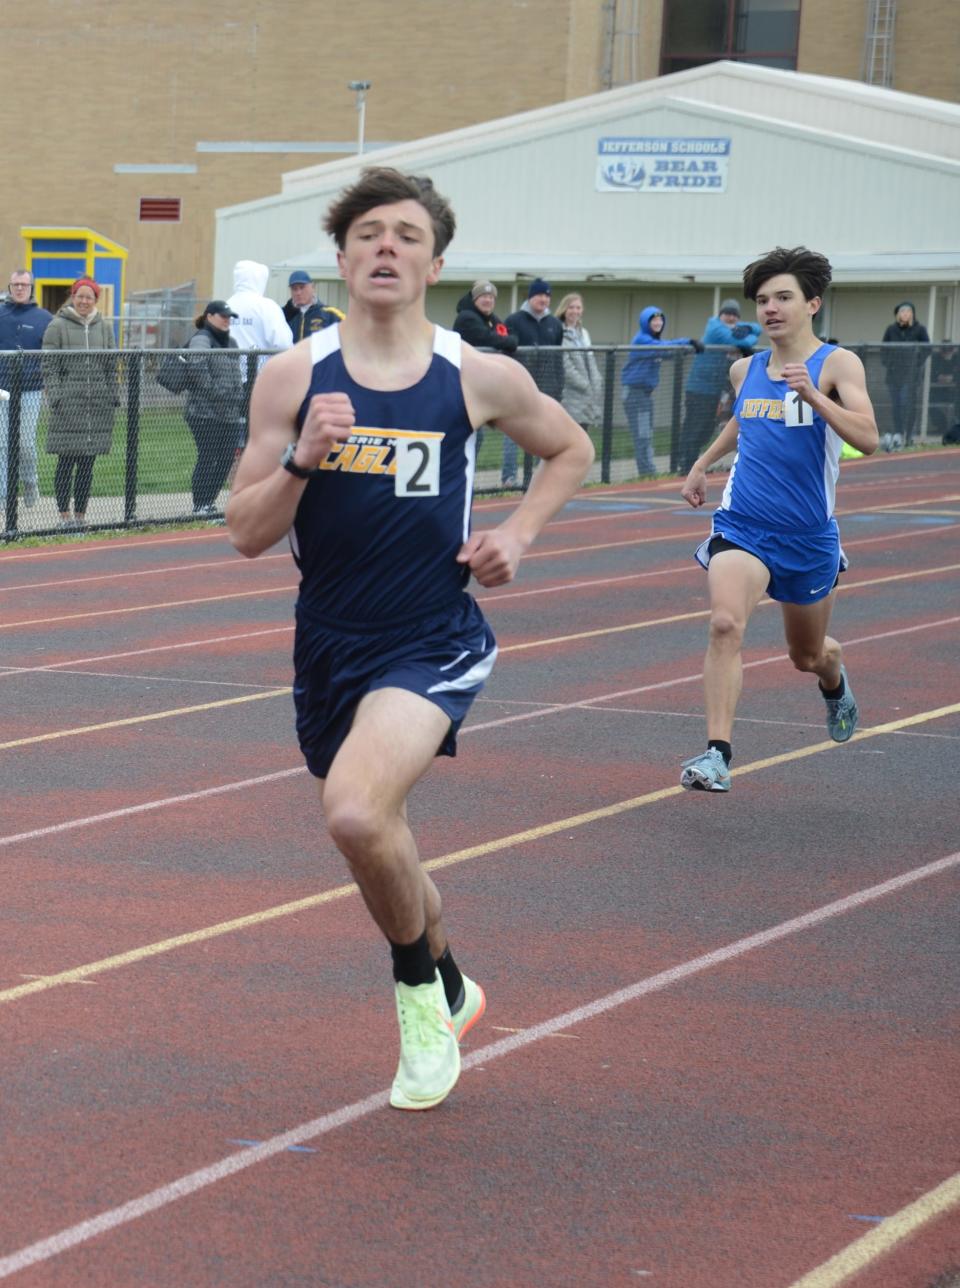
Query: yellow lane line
2 698 958 1008
788 1171 960 1288
0 689 289 752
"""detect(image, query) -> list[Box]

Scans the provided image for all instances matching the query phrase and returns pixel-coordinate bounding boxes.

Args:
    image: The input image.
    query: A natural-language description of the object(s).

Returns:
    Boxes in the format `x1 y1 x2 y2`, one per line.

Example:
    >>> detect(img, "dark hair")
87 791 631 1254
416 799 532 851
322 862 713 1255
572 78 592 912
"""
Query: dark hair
323 167 456 256
742 247 832 302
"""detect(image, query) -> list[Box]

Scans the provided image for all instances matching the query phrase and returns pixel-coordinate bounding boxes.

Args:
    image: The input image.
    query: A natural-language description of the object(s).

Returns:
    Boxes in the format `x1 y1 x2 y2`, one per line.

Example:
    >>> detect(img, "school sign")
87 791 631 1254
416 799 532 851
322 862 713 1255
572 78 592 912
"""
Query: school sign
596 137 731 193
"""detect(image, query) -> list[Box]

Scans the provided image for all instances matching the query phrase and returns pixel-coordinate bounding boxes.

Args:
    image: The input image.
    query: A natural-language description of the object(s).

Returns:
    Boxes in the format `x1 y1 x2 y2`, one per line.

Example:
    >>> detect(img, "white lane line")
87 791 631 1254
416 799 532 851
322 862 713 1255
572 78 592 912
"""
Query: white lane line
0 627 294 681
0 770 306 850
0 552 288 595
2 509 959 662
8 668 286 692
2 610 958 852
0 849 955 1280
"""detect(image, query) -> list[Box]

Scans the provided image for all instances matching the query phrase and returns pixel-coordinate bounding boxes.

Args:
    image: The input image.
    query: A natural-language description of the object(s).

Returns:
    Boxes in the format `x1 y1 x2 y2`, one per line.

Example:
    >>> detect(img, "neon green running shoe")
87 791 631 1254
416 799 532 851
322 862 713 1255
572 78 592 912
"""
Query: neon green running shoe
389 975 460 1111
451 974 486 1043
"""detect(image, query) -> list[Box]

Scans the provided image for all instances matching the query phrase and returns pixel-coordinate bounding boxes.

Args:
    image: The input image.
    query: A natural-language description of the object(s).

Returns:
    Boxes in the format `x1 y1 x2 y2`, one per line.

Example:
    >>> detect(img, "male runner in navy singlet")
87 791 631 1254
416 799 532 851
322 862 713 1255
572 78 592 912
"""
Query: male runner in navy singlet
226 168 594 1109
678 247 879 794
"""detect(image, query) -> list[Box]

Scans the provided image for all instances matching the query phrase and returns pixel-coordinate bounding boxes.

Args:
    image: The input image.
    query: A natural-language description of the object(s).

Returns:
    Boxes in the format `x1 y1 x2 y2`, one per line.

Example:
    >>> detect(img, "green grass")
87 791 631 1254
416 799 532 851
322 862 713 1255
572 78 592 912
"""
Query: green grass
65 413 651 492
29 412 654 495
33 406 199 497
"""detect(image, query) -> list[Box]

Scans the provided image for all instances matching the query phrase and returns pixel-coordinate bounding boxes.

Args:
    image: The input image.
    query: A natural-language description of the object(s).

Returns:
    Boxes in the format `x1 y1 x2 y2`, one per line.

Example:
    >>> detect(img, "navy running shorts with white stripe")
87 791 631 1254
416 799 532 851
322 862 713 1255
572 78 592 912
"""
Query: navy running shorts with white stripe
292 592 497 778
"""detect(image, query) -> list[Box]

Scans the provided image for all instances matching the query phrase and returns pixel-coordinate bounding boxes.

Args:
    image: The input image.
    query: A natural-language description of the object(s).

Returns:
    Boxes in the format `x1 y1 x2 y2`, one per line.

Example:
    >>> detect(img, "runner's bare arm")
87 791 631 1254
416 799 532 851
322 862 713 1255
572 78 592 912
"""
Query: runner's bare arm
680 356 749 508
458 347 595 587
782 348 879 455
226 346 355 558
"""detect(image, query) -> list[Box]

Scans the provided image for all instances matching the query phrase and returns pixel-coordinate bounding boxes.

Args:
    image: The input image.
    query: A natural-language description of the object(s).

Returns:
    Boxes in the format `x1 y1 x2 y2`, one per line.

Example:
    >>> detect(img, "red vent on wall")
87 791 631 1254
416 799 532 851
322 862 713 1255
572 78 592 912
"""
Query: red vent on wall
139 197 182 222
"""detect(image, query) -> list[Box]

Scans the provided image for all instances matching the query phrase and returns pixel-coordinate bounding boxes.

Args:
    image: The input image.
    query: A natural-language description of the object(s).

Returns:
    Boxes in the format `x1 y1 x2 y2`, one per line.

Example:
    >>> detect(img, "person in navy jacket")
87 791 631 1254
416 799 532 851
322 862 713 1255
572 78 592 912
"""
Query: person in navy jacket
0 269 52 509
282 270 344 342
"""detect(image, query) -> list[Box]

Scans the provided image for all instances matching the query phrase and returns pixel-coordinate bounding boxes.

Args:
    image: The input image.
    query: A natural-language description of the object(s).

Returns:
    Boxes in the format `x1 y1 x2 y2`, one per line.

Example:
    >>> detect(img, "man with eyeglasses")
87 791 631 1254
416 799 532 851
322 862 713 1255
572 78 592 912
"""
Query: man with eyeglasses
0 270 53 510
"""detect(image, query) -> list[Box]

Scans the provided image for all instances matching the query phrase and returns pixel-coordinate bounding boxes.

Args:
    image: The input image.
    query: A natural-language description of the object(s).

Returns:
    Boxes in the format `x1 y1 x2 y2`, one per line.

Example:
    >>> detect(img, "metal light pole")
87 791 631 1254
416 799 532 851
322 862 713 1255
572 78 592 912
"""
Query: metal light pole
348 80 371 155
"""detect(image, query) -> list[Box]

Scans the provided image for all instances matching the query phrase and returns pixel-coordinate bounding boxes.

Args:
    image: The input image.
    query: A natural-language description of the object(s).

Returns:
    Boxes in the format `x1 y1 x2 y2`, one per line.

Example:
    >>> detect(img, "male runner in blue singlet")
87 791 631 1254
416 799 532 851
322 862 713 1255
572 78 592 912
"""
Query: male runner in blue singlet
678 247 878 793
226 168 594 1108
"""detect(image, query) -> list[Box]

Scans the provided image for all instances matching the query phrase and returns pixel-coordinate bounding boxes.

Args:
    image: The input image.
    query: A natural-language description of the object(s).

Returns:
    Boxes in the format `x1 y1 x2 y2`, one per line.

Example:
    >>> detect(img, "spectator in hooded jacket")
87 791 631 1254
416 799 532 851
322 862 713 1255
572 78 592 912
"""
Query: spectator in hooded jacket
881 301 931 447
282 270 344 342
620 305 700 476
183 301 245 516
557 293 603 433
225 260 293 377
41 277 118 530
678 299 762 473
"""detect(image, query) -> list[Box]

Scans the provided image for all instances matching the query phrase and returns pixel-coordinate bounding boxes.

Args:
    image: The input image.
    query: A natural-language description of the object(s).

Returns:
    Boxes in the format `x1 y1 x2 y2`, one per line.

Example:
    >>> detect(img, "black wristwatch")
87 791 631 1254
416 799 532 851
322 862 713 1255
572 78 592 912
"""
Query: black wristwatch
280 442 318 479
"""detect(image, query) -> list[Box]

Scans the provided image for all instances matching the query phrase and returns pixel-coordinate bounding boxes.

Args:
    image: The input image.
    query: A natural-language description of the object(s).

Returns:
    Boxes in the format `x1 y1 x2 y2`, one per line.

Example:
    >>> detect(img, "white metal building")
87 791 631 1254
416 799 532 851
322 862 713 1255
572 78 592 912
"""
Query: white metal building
214 61 960 344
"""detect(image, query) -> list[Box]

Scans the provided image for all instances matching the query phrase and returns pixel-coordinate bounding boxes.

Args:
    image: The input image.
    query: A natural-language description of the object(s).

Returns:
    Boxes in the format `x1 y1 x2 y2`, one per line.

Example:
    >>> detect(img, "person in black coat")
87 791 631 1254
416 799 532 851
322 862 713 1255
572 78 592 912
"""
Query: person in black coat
452 281 518 481
452 281 518 354
881 301 930 446
502 278 564 486
504 278 564 399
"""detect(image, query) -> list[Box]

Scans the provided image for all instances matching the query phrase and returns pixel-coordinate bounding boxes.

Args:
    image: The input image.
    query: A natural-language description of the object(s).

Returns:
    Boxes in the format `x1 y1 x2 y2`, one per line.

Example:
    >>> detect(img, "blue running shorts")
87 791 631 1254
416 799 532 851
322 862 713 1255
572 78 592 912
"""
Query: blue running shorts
292 593 498 779
694 510 848 605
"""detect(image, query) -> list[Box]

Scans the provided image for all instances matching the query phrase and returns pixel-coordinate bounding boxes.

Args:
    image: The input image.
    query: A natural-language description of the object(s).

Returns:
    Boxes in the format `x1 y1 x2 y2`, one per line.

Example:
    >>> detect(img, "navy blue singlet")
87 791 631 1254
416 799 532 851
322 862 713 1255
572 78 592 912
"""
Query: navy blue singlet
292 325 478 628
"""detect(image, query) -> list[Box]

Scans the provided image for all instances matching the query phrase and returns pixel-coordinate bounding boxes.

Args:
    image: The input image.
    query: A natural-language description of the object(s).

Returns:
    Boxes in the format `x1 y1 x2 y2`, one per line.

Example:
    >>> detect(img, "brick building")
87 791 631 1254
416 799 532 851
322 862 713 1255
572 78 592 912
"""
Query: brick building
2 0 957 301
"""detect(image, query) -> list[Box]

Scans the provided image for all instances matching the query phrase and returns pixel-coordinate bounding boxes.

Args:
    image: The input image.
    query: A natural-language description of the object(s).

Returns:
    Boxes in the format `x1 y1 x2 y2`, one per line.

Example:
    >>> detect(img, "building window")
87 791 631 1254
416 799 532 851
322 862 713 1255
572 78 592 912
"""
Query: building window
138 197 182 222
661 0 801 75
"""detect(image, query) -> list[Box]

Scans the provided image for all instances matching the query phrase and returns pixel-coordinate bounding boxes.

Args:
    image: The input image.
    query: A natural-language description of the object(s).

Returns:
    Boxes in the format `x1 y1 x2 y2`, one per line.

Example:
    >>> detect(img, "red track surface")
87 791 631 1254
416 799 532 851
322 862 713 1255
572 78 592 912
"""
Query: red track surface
0 452 958 1287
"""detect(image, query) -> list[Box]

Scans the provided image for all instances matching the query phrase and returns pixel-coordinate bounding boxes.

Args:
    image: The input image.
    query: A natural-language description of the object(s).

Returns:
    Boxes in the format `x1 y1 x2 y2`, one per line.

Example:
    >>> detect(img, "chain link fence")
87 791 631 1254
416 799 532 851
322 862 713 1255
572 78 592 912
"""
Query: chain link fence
1 342 956 539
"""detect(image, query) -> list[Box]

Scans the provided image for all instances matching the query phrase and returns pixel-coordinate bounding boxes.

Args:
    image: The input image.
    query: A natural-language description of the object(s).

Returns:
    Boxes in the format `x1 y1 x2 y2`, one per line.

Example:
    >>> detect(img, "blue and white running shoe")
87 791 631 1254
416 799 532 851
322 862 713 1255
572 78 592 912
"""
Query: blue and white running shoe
680 747 731 793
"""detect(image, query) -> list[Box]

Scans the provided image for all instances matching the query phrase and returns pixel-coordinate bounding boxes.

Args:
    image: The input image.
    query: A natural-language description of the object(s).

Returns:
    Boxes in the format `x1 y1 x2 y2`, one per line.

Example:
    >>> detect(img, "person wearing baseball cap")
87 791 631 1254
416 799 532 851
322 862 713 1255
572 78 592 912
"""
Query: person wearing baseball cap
182 298 246 517
282 269 344 341
678 296 762 473
201 300 239 321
